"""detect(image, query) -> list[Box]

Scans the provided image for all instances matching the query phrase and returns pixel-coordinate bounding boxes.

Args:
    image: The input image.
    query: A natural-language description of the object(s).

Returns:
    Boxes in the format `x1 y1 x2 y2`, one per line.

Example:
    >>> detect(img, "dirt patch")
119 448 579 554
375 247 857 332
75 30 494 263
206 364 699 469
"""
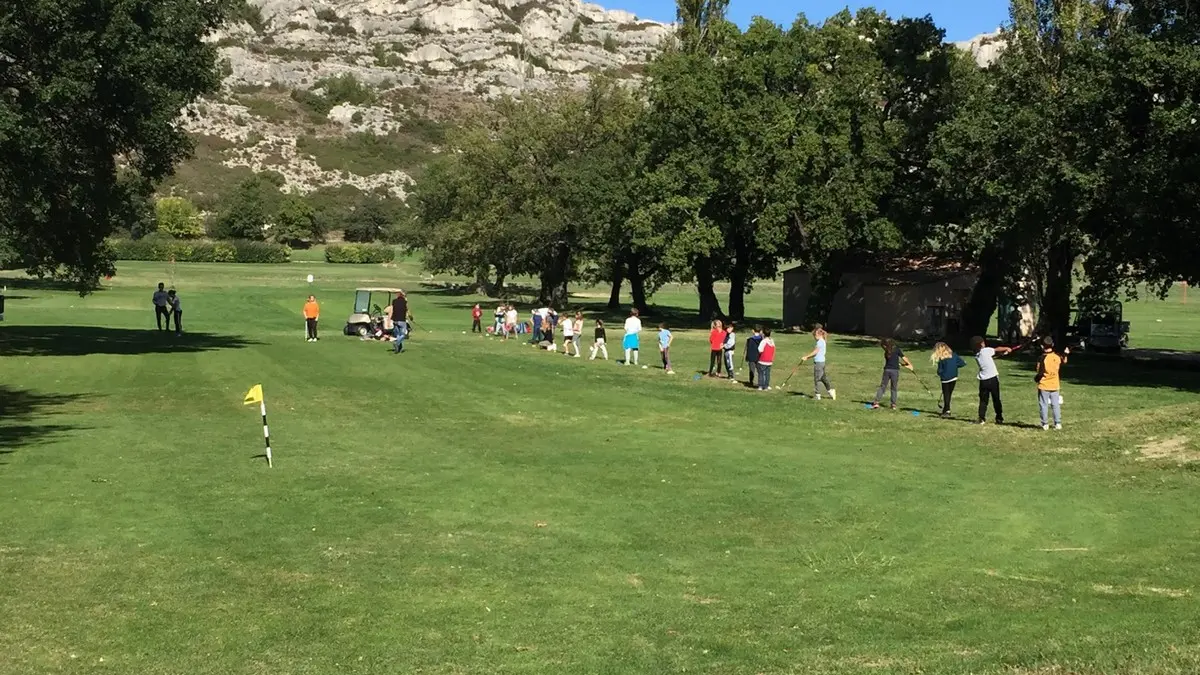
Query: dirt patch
626 574 643 588
683 592 719 605
1137 436 1200 463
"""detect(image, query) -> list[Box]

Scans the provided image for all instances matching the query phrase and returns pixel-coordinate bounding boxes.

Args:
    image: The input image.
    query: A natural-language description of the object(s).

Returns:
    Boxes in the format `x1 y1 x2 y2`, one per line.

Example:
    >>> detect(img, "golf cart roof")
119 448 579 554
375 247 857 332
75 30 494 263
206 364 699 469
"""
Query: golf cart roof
356 287 404 293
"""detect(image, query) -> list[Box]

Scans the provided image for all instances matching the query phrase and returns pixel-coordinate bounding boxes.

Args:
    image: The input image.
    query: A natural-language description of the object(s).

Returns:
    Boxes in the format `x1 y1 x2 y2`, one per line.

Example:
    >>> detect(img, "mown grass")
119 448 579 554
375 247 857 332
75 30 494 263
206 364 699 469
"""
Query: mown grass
1 263 1199 675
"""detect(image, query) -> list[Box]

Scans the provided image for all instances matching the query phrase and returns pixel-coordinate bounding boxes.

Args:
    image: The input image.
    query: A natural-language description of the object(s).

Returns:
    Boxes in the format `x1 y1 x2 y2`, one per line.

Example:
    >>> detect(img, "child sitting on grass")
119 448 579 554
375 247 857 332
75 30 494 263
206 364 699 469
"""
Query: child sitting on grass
1035 336 1070 430
872 338 913 410
930 342 966 418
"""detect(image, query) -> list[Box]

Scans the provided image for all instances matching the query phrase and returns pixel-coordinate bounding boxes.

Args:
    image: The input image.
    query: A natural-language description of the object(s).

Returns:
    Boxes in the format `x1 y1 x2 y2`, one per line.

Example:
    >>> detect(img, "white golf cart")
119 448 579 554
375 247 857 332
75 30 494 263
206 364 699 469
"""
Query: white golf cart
344 287 404 338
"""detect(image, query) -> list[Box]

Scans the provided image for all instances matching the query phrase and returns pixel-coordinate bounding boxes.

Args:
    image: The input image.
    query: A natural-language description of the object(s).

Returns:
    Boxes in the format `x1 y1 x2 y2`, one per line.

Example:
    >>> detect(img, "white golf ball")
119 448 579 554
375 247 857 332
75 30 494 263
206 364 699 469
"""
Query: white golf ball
642 366 648 370
462 331 466 334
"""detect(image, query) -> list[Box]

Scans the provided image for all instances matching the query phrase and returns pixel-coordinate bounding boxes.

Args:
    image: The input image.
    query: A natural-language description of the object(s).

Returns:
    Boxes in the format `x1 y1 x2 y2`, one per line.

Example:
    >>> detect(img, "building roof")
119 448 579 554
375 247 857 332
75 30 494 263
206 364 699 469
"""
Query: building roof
784 254 977 281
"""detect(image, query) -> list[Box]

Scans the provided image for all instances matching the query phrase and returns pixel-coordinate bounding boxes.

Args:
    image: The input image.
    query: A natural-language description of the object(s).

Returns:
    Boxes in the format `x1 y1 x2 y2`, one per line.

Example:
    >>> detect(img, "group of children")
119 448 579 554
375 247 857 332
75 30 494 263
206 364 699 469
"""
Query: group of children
872 335 1069 429
471 301 1069 428
702 321 794 393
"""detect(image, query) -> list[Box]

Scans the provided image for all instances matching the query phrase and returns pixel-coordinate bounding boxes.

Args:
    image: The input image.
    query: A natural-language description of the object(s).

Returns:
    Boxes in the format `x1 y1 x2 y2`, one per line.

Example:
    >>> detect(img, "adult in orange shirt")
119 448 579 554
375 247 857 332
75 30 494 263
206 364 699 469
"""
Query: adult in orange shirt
303 295 320 342
1035 336 1069 430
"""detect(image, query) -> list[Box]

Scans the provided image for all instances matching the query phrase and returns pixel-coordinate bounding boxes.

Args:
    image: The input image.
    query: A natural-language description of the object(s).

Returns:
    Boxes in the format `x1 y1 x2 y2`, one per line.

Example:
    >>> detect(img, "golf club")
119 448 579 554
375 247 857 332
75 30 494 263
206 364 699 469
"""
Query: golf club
914 369 940 412
780 361 805 389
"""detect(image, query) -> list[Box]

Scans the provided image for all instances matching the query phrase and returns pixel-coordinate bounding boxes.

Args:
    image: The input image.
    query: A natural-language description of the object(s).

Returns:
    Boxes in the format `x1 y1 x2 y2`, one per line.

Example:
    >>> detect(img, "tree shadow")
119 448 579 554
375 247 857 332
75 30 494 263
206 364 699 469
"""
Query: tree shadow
0 386 91 450
0 277 97 292
0 326 259 357
1008 351 1200 394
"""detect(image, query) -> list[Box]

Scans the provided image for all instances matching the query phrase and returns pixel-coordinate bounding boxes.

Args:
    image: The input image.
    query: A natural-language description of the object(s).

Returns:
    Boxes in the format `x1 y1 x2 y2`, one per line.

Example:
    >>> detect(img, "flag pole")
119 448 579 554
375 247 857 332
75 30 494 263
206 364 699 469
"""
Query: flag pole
260 396 273 468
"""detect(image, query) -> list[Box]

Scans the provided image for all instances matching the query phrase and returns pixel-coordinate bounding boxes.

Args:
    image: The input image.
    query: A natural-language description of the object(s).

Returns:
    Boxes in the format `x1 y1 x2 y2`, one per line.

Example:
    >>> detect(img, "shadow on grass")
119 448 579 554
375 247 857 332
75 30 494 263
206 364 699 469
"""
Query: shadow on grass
0 326 259 357
1009 352 1200 394
0 277 97 292
0 385 90 450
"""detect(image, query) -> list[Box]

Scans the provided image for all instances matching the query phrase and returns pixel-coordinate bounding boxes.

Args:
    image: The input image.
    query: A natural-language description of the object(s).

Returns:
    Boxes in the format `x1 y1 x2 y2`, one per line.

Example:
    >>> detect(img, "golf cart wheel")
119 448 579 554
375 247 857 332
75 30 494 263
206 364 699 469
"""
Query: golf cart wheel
356 324 369 337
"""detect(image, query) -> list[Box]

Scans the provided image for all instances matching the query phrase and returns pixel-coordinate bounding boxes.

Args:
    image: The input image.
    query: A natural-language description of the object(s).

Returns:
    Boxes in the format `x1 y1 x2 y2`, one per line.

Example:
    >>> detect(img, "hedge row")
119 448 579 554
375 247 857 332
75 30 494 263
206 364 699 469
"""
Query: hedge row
324 243 396 264
109 239 291 263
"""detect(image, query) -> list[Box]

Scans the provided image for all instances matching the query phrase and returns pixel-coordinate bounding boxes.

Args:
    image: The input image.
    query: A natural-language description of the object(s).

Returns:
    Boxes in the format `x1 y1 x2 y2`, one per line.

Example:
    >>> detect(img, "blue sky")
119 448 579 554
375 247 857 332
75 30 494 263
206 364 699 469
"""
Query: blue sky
615 1 1011 42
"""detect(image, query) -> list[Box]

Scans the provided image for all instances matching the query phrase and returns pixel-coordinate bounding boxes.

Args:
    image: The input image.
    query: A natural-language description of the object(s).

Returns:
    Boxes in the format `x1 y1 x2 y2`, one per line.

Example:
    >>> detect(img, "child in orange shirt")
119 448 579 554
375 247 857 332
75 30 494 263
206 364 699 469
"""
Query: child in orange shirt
303 295 320 342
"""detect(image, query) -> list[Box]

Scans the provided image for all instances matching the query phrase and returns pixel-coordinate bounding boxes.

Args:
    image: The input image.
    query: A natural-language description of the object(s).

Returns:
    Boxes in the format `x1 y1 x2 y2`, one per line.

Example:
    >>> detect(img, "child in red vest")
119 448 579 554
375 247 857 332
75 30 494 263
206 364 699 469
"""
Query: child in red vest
471 304 482 333
757 328 776 391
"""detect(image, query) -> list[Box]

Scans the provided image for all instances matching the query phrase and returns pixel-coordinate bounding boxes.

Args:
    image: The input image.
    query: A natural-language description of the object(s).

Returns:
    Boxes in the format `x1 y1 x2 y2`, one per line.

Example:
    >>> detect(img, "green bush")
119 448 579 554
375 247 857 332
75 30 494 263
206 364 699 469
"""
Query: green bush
324 244 396 264
109 238 290 263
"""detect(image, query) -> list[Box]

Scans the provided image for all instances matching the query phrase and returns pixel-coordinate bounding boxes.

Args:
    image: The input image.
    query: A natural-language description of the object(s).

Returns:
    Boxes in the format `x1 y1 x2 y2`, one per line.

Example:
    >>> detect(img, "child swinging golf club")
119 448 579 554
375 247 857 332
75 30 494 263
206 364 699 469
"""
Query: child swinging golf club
871 338 913 410
930 342 966 417
799 325 836 401
971 336 1018 425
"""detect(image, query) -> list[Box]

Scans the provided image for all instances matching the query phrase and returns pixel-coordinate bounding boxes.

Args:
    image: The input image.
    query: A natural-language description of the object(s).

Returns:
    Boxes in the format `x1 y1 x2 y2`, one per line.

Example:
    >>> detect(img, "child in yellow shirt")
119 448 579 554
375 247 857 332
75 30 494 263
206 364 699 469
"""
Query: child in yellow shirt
1035 336 1070 430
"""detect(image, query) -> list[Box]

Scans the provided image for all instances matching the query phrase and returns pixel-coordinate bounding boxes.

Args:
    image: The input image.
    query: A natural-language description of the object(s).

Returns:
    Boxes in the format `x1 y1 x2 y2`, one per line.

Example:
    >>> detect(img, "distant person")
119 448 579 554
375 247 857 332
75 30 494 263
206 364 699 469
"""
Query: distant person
152 282 170 331
930 341 966 418
722 322 737 381
471 304 482 333
493 304 505 334
542 312 555 350
658 323 674 374
800 325 837 401
589 319 608 360
561 312 578 357
971 336 1017 425
391 291 410 354
1035 337 1069 430
504 304 519 339
573 312 584 349
871 338 913 410
708 320 725 376
623 308 642 366
745 326 764 388
303 295 320 342
757 328 777 391
168 290 183 336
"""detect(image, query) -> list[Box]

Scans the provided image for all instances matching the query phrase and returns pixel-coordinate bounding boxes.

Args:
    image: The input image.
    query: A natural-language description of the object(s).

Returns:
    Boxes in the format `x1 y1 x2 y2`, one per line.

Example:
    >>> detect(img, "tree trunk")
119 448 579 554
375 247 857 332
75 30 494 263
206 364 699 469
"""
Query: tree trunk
490 271 507 298
607 261 625 310
961 243 1004 340
728 261 748 322
1038 239 1075 344
629 257 650 315
540 242 572 308
695 257 723 321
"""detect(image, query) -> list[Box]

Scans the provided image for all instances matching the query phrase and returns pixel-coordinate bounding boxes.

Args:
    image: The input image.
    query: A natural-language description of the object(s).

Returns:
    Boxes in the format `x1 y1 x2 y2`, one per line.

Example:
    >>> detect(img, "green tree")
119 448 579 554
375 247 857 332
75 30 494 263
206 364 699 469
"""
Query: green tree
273 196 323 246
0 0 241 291
154 197 205 239
212 177 277 240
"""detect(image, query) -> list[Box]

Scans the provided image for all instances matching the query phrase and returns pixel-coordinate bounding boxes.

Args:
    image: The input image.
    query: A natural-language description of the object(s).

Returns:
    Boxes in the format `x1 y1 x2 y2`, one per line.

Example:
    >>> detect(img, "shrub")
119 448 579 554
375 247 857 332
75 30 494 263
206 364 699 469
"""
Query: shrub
110 238 290 263
325 244 396 264
155 197 206 239
603 34 619 53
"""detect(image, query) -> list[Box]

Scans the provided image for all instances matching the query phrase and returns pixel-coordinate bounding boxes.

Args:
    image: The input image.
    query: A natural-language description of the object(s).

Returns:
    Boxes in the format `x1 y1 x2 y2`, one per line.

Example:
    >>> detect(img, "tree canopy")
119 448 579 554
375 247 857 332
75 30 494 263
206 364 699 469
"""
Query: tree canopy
0 0 239 290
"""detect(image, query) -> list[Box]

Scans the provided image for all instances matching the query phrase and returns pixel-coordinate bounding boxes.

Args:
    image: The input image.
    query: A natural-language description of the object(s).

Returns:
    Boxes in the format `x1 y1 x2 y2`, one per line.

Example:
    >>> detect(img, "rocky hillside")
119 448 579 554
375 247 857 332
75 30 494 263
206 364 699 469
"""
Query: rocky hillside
170 1 1002 212
170 0 670 204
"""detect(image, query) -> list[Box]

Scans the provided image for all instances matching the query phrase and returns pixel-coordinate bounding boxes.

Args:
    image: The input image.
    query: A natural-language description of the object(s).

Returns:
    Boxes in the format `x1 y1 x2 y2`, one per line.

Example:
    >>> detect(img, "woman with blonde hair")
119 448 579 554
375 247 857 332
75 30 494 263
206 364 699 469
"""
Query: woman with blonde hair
930 341 967 418
800 324 836 401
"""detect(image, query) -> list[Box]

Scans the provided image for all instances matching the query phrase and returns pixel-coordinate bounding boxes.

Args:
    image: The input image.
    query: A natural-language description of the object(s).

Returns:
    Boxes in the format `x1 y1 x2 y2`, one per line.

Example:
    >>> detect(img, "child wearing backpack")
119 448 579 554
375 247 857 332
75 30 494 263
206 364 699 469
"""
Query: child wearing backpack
930 342 967 418
757 328 777 391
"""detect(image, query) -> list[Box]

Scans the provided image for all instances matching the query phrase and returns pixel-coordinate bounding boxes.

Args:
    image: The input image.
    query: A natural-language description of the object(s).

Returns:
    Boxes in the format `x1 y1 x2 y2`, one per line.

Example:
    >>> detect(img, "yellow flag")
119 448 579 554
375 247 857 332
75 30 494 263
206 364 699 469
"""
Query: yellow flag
243 384 263 406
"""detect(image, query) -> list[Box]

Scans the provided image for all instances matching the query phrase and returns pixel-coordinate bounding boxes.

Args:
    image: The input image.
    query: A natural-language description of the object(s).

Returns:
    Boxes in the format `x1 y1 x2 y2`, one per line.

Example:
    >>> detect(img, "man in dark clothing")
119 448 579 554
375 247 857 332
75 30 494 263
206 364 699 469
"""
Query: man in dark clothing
391 292 410 354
